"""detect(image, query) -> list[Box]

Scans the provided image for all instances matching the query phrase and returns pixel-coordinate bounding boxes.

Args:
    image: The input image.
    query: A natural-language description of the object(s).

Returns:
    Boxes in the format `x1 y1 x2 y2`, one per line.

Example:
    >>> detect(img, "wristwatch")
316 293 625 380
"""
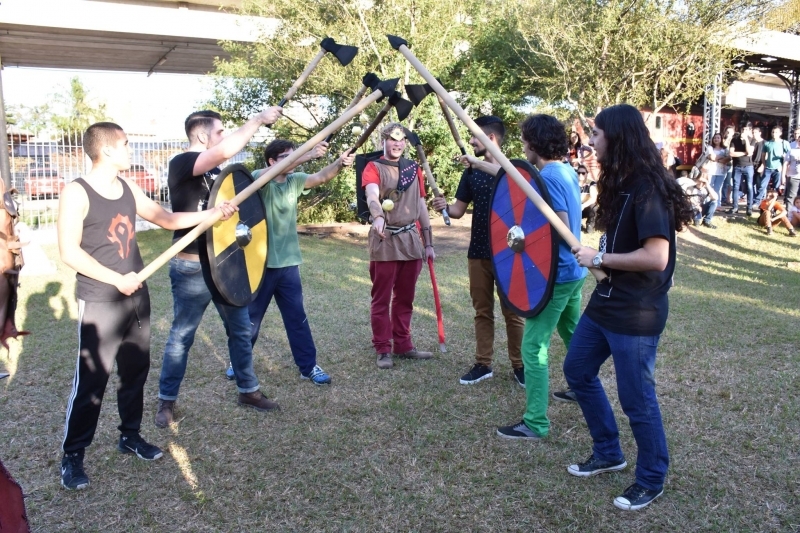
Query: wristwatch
592 252 605 267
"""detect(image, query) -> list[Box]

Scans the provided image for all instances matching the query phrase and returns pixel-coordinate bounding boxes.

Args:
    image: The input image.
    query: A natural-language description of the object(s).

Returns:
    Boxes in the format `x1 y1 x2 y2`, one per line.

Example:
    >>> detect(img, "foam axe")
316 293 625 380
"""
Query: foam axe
404 129 450 226
324 72 382 143
136 78 398 282
347 89 413 152
387 34 607 282
277 38 359 107
406 80 472 174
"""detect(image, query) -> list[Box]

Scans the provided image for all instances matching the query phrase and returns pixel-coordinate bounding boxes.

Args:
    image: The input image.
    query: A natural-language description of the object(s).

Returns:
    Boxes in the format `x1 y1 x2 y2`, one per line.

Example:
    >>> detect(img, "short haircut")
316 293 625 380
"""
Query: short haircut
771 125 782 133
83 122 124 161
754 126 765 136
185 110 222 140
474 115 505 144
263 139 295 166
519 114 569 160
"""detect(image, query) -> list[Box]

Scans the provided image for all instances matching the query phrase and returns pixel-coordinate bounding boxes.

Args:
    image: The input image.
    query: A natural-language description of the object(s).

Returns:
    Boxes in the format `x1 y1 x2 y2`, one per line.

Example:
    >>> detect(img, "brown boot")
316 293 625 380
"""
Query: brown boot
154 399 175 428
394 348 433 360
376 353 394 369
237 391 280 412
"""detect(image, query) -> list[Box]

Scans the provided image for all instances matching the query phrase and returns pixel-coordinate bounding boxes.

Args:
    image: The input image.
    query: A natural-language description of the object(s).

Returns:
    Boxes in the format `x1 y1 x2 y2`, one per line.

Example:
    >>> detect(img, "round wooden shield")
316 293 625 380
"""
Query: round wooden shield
203 164 268 307
489 159 558 318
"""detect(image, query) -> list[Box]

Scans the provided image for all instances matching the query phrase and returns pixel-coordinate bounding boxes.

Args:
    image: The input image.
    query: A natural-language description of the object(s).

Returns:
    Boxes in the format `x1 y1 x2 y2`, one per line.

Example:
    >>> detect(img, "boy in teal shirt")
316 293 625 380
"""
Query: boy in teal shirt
247 139 354 385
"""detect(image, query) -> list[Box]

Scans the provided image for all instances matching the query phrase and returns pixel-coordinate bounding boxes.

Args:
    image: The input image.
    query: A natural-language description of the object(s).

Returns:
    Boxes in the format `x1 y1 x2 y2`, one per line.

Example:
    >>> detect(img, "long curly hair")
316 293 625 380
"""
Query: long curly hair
593 104 692 232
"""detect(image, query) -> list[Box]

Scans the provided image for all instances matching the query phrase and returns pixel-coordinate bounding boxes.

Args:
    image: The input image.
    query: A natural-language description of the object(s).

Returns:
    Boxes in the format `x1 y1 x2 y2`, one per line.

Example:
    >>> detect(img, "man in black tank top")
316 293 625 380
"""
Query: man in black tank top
57 122 237 491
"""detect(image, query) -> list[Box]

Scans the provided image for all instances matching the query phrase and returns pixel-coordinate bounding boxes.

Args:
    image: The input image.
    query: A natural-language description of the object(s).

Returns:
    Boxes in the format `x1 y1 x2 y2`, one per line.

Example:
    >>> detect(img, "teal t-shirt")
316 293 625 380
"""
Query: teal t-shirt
763 140 790 170
254 170 308 268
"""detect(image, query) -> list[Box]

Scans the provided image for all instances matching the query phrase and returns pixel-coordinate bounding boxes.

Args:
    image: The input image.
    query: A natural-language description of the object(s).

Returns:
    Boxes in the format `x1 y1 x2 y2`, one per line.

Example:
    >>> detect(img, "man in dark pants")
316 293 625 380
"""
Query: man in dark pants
57 122 236 490
155 107 282 428
432 116 525 386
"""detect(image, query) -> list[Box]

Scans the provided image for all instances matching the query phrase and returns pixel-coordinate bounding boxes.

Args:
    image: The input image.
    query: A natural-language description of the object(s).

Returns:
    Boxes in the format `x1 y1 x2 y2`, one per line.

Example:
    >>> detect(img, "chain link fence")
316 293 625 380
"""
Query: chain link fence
6 129 255 230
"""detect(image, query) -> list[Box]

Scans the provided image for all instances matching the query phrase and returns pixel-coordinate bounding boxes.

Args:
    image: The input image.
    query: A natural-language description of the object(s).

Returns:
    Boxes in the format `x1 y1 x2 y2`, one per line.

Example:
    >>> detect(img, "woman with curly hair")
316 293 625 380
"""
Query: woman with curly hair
565 104 692 511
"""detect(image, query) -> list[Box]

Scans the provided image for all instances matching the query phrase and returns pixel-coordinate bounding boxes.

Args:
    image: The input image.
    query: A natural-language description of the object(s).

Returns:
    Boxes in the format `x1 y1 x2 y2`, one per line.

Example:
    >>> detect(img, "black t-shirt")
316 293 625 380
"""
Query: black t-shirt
168 152 219 255
751 140 765 168
730 136 752 167
455 168 494 259
585 179 676 336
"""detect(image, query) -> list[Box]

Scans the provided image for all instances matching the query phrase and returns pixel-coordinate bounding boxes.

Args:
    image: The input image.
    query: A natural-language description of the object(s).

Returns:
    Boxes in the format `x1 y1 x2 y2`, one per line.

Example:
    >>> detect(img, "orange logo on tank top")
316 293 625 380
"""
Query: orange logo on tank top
108 214 135 259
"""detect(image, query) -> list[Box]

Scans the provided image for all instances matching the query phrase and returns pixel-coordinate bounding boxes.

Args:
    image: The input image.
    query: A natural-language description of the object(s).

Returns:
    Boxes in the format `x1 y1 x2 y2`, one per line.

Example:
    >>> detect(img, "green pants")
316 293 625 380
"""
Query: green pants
522 278 584 437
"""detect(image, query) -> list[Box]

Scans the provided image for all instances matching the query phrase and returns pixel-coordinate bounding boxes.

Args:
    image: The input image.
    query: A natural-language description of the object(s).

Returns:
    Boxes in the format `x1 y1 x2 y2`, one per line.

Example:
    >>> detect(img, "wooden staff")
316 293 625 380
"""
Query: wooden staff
136 88 386 282
388 35 606 281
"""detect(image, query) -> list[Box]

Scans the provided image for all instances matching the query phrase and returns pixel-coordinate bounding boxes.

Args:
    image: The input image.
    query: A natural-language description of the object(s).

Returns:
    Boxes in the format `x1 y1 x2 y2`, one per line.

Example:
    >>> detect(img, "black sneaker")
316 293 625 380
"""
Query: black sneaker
61 451 89 490
459 364 493 385
613 483 664 511
701 220 717 229
496 420 543 440
567 454 627 477
513 367 525 388
552 389 578 403
118 434 163 461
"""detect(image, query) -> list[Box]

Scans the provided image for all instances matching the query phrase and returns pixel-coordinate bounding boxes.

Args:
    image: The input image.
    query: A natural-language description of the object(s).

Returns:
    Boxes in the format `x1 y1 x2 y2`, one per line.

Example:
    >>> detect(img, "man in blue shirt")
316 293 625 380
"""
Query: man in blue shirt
496 114 587 440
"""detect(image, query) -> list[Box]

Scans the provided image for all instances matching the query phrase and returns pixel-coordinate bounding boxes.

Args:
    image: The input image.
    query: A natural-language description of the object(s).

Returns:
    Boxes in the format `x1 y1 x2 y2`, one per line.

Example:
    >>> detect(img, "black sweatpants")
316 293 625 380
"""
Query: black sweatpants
62 289 151 453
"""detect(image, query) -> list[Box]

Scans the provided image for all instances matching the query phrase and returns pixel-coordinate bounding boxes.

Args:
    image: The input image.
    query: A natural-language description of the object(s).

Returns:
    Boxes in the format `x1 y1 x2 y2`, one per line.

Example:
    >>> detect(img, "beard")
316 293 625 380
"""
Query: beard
473 146 486 157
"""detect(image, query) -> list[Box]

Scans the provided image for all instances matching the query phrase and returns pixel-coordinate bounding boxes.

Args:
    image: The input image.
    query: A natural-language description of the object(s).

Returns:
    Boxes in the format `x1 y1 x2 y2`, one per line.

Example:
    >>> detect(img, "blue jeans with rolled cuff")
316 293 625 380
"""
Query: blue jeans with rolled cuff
563 315 669 491
158 258 260 400
248 265 317 376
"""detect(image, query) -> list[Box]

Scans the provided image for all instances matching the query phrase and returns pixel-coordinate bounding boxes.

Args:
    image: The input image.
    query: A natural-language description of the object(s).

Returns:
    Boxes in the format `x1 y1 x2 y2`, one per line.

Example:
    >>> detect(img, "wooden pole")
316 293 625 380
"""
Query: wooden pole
278 48 327 106
393 40 606 281
136 89 385 282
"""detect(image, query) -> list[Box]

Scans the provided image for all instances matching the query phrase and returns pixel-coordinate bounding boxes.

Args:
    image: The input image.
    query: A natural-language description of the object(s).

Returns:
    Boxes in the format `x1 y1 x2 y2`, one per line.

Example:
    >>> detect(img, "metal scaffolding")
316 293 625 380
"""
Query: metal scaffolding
702 72 723 151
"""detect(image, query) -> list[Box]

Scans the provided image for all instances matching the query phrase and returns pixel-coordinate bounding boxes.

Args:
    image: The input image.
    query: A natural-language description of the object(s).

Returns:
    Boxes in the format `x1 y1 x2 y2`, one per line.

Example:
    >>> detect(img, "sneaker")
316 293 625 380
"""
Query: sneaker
613 483 664 511
394 348 433 360
767 227 773 235
225 363 235 380
154 399 175 428
789 230 797 238
301 365 331 385
118 434 163 460
701 220 717 229
692 219 700 227
238 391 280 412
460 363 493 385
746 209 752 217
496 421 542 440
552 389 578 403
61 451 89 490
513 367 525 388
727 208 738 215
376 353 393 369
567 454 627 477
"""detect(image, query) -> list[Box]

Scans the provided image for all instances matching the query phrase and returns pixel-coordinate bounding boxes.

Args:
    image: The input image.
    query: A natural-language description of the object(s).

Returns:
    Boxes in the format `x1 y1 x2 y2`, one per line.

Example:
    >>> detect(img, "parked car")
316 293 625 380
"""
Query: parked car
120 164 159 198
26 164 64 200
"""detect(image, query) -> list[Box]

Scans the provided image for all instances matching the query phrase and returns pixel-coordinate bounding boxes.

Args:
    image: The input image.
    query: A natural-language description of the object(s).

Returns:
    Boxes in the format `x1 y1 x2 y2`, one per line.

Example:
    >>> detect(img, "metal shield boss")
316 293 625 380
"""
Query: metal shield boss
204 164 268 307
489 159 558 317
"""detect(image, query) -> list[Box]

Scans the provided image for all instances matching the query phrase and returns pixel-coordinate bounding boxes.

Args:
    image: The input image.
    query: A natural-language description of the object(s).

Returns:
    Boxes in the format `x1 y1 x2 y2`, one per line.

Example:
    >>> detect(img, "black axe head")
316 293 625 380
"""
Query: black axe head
405 78 444 106
403 128 422 148
387 34 409 50
388 91 414 121
376 78 400 99
362 72 381 91
320 37 359 66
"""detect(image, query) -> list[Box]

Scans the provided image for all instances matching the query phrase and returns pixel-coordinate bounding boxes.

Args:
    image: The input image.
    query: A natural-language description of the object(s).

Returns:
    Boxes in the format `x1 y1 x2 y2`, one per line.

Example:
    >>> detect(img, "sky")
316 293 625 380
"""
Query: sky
3 67 216 139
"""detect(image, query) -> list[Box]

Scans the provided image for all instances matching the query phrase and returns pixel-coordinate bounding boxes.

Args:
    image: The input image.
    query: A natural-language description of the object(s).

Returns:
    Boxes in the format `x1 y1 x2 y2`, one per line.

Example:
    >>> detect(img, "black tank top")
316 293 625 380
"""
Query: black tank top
74 178 145 301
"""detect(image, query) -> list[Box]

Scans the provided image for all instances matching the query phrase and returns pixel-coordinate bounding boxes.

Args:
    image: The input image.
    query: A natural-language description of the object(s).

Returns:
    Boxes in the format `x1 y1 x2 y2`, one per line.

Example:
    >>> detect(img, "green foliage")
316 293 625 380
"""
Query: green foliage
50 77 109 135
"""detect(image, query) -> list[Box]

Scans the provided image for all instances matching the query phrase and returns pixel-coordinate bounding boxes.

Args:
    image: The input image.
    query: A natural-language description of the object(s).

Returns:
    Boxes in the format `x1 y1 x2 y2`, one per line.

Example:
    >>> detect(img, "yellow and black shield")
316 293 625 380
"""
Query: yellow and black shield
203 164 268 307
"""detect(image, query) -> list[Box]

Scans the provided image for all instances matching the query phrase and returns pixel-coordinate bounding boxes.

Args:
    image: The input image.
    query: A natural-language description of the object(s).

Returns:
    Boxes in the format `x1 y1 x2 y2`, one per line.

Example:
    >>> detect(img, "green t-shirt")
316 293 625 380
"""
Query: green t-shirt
763 140 790 170
254 170 308 268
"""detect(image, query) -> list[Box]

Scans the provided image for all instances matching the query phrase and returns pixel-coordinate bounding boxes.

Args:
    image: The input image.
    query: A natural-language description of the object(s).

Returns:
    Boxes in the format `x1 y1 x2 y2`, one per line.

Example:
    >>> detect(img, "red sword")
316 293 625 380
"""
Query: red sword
427 257 446 353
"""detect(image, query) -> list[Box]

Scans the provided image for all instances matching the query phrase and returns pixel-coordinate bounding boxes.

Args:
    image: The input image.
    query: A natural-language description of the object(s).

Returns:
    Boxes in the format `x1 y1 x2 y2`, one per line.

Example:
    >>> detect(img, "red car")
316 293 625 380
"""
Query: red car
26 165 65 200
120 164 159 198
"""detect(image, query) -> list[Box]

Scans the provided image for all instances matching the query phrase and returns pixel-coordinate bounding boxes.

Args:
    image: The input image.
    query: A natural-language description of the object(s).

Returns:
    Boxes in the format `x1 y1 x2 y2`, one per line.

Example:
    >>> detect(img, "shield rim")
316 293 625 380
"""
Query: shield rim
203 163 268 307
489 158 559 318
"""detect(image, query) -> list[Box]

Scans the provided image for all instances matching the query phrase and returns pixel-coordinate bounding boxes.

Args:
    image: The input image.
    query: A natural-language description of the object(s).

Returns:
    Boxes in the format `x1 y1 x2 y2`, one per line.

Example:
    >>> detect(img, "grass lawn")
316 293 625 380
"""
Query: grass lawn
1 212 799 532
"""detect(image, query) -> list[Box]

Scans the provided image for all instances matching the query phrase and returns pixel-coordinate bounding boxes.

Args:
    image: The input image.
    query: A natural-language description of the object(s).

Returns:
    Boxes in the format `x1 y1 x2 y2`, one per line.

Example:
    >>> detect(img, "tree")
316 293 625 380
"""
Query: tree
50 77 109 136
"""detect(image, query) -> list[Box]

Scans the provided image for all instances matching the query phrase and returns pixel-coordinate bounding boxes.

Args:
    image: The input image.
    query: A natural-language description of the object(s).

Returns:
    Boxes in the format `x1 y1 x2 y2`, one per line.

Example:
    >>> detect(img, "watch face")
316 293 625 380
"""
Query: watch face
592 255 601 267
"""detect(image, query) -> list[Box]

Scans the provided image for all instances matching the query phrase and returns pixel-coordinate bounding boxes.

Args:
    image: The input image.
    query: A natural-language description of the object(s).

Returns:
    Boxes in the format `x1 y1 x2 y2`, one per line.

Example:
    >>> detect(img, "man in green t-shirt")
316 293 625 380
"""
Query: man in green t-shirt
247 139 354 385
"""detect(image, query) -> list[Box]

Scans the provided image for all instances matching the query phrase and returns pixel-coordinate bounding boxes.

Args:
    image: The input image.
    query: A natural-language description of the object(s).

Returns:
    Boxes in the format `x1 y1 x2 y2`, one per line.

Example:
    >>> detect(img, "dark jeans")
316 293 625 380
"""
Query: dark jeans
563 315 669 491
159 258 260 400
694 200 717 224
248 265 318 376
731 165 754 211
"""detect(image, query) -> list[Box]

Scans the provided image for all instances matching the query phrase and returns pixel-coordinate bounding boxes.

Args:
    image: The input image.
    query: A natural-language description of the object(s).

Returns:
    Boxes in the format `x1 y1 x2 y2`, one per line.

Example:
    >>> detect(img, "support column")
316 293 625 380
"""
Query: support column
776 69 800 138
0 57 11 189
702 72 722 152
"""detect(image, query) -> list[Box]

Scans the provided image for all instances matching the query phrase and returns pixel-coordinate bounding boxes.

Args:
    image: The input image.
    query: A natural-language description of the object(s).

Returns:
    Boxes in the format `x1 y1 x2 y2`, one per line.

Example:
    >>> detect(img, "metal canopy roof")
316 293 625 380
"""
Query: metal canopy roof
0 0 277 75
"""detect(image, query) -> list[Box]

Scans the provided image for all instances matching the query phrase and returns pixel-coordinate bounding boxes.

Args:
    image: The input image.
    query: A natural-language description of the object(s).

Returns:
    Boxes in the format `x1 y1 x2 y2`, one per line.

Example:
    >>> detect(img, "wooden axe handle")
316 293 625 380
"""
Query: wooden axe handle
415 144 451 226
136 89 385 282
396 44 606 281
437 95 468 155
278 48 327 107
349 101 392 152
324 84 370 143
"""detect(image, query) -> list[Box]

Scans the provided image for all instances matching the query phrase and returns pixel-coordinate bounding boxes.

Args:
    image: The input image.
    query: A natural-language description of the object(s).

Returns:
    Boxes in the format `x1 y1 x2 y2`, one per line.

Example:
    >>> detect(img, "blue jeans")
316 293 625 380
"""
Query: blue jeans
248 265 317 376
694 200 717 224
721 167 733 204
158 258 260 400
710 174 725 200
563 315 669 491
731 165 754 211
